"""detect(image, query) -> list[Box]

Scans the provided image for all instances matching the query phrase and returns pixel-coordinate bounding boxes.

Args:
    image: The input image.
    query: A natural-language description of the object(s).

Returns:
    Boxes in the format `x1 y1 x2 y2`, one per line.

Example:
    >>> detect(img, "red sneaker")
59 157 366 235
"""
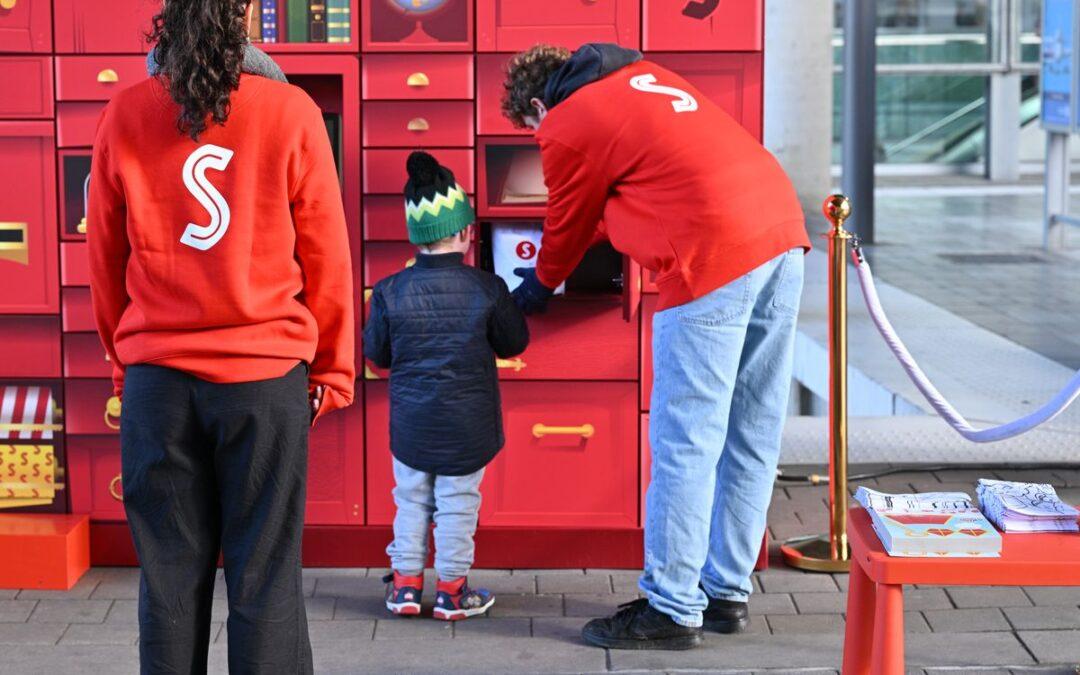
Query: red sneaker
432 576 495 621
383 571 423 616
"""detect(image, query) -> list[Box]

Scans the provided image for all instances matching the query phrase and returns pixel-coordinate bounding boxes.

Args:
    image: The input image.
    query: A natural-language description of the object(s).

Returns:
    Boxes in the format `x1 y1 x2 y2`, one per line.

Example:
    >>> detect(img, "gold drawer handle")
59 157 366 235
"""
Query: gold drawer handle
496 357 526 372
0 221 29 265
363 288 373 303
108 474 123 501
406 72 429 88
364 364 381 380
0 0 16 10
96 69 119 84
104 396 121 430
532 423 594 439
407 117 430 132
77 218 88 234
404 257 416 269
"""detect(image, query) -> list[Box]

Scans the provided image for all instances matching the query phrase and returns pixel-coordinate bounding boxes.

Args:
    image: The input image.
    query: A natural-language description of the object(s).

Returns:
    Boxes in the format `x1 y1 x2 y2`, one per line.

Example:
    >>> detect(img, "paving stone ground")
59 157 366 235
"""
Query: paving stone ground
4 465 1079 674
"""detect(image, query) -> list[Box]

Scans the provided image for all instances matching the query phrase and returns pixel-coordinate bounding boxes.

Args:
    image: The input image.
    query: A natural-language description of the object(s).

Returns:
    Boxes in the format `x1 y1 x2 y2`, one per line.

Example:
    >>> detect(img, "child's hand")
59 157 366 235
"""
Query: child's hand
310 385 325 421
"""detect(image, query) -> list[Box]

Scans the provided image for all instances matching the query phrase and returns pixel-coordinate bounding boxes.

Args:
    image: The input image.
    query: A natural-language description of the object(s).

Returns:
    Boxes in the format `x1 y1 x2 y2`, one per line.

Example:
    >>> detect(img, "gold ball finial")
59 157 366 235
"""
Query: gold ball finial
823 194 851 226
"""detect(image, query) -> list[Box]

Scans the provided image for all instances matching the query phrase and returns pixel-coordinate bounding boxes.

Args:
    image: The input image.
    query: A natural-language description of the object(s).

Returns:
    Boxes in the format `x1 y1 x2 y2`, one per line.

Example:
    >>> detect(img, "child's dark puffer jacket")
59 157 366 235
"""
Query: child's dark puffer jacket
363 252 529 476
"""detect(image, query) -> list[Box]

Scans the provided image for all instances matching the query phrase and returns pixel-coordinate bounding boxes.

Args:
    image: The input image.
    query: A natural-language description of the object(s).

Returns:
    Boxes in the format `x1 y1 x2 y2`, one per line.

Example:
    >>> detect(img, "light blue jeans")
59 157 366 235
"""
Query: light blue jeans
639 248 804 627
387 458 485 580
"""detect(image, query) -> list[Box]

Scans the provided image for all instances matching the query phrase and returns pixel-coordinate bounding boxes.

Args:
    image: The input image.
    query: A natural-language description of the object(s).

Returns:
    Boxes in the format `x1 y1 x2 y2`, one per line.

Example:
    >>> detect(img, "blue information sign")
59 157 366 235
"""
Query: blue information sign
1042 0 1077 131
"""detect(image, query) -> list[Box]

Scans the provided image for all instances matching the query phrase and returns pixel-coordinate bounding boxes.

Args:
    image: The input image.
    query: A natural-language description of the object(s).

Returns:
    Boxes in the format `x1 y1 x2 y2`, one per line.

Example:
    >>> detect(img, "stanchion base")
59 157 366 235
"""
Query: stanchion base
780 534 851 573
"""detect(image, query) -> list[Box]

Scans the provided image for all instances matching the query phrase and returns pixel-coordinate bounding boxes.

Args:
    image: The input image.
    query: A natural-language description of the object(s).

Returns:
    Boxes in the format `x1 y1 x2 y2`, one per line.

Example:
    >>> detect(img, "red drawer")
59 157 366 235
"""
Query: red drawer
641 294 656 409
477 0 640 52
306 403 365 525
53 0 159 54
362 0 473 52
56 56 146 101
0 57 52 118
362 54 474 100
0 122 58 314
63 333 111 379
0 317 61 378
61 242 89 287
67 436 125 521
364 148 474 194
64 379 118 435
650 53 763 140
363 100 474 148
480 381 638 527
0 0 52 53
364 381 393 525
363 196 409 241
62 288 94 332
499 297 637 381
477 54 530 136
57 102 104 148
643 0 763 52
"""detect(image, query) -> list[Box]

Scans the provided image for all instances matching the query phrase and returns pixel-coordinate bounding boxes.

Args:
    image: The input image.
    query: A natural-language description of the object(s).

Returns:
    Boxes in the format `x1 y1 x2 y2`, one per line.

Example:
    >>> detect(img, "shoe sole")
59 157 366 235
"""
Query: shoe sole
386 601 421 616
703 616 750 634
432 597 495 621
581 628 703 651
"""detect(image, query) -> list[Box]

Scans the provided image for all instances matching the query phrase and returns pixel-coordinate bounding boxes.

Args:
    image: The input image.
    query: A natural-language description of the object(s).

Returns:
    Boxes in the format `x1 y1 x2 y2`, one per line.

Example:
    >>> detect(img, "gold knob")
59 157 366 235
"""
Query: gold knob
496 357 526 372
77 218 87 234
108 474 123 501
104 352 110 362
404 257 416 268
532 423 595 439
96 69 119 84
407 117 430 132
822 194 851 232
363 288 373 303
364 364 381 380
0 0 16 10
406 72 429 88
104 396 121 430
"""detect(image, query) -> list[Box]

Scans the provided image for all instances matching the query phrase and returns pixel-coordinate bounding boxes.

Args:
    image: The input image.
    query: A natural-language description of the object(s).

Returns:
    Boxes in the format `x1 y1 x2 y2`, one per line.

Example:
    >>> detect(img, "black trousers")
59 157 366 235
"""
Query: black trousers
120 363 313 675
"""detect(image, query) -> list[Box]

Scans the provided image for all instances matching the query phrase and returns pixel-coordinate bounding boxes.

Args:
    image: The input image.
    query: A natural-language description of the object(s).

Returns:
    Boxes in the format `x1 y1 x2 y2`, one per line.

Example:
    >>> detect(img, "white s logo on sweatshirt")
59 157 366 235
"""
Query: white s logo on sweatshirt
180 144 234 251
629 74 698 113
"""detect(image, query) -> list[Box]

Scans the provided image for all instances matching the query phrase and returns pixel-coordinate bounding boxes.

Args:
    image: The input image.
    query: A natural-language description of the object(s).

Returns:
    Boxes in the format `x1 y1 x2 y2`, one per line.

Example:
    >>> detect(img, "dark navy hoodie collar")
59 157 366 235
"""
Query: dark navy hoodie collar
414 252 465 269
543 43 642 110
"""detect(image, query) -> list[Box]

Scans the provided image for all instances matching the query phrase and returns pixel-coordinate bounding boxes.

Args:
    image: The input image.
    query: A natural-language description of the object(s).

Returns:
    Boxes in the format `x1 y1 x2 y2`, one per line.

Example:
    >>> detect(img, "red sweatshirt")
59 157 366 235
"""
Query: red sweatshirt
88 74 355 420
535 59 811 311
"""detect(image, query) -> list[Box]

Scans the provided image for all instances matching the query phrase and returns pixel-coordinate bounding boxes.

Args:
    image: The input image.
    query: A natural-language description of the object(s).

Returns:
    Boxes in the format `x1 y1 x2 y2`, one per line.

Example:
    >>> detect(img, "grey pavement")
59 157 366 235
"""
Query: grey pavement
5 465 1080 674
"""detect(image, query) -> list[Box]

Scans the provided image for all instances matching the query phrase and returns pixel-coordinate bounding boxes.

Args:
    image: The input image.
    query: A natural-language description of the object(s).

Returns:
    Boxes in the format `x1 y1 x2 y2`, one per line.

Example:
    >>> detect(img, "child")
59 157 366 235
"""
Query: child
363 151 530 620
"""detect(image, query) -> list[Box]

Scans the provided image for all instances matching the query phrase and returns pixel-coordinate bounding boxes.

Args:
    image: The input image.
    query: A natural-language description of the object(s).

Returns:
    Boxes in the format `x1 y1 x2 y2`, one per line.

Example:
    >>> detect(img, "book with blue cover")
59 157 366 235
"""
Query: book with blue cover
854 487 1002 558
261 0 279 43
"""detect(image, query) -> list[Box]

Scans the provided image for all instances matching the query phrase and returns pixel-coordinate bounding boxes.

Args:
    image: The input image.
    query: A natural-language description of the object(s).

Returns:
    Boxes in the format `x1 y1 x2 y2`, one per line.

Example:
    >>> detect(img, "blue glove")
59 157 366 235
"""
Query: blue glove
511 267 555 315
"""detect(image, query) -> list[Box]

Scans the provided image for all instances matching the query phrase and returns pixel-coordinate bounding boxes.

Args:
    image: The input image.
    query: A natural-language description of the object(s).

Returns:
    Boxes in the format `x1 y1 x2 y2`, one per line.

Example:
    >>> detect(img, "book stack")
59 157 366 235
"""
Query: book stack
976 479 1080 533
250 1 351 43
854 486 1002 558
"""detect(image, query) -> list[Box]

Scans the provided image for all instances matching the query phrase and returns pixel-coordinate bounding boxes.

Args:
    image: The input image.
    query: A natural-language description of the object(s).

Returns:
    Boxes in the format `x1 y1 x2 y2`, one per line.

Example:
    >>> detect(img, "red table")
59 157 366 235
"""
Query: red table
843 507 1080 675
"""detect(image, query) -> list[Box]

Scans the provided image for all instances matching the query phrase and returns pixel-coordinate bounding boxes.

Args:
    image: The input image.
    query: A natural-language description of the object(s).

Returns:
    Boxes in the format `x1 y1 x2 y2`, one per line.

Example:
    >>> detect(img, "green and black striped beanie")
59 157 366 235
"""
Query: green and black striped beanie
403 151 475 245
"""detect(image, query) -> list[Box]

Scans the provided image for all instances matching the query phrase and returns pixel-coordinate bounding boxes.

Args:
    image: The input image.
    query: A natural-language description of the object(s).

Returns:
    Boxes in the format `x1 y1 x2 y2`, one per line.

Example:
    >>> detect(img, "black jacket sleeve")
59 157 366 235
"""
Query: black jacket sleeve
488 277 530 359
362 286 392 368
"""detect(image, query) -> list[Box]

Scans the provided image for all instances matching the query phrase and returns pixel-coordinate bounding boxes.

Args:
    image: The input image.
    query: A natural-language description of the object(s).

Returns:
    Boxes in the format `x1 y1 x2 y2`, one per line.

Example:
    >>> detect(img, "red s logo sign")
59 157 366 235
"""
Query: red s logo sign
516 241 537 260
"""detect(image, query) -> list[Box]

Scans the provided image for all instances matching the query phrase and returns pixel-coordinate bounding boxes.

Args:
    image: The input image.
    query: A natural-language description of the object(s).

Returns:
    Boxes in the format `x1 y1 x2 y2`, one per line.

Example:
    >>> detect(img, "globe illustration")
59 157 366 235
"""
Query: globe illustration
386 0 452 44
388 0 449 16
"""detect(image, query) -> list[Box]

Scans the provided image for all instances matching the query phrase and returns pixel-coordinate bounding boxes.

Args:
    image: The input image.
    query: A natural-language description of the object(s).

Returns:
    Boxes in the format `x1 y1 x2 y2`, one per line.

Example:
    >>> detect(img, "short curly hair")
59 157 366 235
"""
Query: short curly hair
501 45 571 129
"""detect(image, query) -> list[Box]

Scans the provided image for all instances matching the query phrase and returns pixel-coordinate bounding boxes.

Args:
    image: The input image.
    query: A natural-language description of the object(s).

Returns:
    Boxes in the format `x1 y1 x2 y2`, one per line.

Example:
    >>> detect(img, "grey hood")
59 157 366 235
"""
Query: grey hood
147 43 287 83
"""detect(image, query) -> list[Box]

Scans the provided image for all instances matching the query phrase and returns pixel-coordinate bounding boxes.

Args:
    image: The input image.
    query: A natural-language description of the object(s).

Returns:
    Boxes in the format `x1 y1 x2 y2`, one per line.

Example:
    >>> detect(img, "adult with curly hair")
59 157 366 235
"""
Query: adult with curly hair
502 43 811 651
87 1 354 672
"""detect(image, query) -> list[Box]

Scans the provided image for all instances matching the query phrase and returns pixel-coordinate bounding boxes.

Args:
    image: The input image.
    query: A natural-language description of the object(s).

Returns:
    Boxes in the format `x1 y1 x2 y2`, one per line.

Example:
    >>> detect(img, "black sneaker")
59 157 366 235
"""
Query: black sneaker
581 599 703 650
702 593 750 634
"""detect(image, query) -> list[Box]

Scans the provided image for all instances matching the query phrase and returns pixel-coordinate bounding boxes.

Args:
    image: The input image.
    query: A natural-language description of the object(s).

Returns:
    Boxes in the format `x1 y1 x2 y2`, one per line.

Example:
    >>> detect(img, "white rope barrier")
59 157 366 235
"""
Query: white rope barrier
851 246 1080 443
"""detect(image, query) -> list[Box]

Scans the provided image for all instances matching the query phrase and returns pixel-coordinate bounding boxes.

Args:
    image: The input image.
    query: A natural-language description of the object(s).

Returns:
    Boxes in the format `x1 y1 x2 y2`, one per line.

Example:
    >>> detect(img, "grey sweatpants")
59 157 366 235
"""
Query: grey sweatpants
386 458 485 580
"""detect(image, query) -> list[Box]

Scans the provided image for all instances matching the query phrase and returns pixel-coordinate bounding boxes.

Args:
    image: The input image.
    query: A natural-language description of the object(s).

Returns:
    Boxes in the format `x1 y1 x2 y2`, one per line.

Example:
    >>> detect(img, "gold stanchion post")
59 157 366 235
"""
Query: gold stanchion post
779 194 853 573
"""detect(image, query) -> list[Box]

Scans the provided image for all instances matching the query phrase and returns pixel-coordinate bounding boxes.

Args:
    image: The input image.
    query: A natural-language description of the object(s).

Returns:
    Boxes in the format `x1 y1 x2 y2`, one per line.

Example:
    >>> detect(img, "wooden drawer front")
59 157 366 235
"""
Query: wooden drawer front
364 382 394 525
478 0 640 52
362 54 474 100
363 196 408 241
364 148 474 194
56 56 146 101
0 57 52 118
641 294 656 410
62 288 94 332
480 381 638 528
64 379 118 435
363 241 416 288
53 0 159 54
306 403 365 525
499 298 637 381
0 0 52 53
649 53 763 140
61 242 89 287
643 0 763 52
57 102 104 147
67 436 125 521
63 333 111 379
477 54 529 136
0 124 58 314
363 101 474 148
0 317 61 378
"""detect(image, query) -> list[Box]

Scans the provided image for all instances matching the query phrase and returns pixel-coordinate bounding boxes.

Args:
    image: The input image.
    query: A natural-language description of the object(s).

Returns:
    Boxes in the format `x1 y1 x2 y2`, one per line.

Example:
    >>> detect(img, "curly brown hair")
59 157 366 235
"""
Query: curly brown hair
501 45 571 129
147 0 249 140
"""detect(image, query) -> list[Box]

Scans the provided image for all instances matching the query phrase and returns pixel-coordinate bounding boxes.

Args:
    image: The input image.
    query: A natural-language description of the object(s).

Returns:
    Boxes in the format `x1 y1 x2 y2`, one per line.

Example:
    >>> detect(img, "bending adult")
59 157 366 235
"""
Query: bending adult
502 43 811 650
87 2 354 672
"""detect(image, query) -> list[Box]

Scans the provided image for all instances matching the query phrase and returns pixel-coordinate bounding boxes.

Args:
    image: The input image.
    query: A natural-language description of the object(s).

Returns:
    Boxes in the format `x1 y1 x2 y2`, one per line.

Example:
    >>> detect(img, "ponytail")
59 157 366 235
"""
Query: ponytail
147 0 249 140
